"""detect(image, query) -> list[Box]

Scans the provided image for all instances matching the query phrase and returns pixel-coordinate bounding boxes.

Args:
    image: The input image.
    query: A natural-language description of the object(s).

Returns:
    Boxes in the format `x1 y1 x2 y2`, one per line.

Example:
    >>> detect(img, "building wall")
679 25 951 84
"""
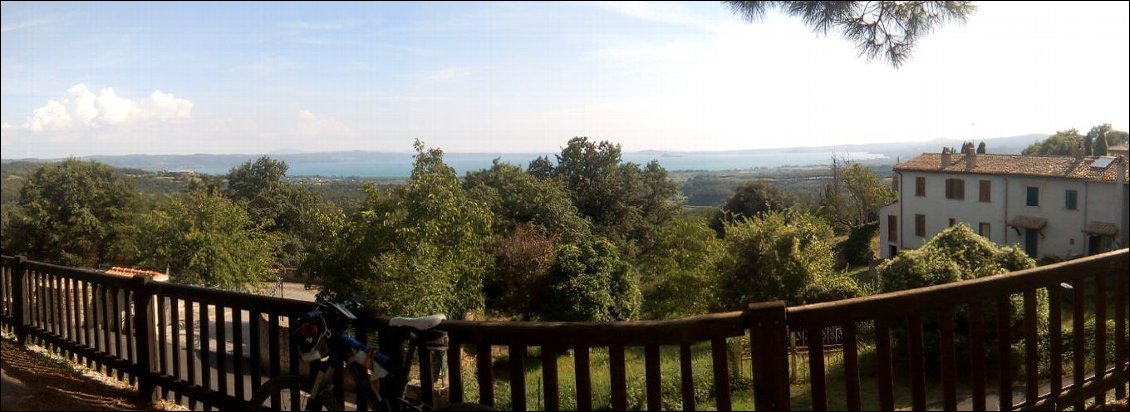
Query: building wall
883 169 1125 260
892 171 1008 254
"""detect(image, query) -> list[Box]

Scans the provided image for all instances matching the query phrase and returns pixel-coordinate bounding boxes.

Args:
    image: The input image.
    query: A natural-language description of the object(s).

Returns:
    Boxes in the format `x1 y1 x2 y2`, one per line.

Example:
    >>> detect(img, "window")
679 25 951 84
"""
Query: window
1026 187 1039 206
945 178 964 200
979 180 991 202
915 177 926 197
1066 190 1078 210
979 222 991 240
915 214 926 237
949 218 956 227
887 215 897 242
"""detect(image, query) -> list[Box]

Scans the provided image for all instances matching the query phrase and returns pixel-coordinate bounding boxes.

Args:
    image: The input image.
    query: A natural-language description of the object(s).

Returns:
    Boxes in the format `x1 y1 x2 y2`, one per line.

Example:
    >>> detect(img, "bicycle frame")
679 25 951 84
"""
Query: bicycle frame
306 328 426 411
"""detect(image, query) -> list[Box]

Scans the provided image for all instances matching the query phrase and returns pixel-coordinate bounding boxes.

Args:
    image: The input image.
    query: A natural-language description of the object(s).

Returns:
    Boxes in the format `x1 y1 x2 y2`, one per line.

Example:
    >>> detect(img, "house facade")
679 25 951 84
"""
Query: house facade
879 149 1129 261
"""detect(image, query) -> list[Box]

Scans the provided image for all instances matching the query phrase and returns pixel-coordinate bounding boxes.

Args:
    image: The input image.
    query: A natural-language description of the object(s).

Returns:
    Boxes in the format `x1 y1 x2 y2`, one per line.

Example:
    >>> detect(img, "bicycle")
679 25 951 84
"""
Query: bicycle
247 298 494 411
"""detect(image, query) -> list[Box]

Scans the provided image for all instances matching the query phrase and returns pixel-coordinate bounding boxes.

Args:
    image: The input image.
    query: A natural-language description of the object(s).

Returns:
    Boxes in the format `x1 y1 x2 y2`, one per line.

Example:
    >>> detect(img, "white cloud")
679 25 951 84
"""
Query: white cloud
296 109 352 137
15 84 193 134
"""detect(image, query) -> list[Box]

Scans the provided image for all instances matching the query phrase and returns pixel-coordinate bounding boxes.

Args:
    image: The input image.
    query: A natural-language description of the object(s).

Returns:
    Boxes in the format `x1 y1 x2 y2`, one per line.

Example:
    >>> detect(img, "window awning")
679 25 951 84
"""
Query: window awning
1083 221 1119 237
1007 216 1048 230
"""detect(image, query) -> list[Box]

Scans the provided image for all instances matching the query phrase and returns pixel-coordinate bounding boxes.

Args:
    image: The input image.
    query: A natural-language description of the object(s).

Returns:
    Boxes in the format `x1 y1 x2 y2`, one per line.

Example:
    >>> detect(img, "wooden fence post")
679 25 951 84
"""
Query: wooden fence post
748 301 790 411
131 275 157 403
12 256 28 346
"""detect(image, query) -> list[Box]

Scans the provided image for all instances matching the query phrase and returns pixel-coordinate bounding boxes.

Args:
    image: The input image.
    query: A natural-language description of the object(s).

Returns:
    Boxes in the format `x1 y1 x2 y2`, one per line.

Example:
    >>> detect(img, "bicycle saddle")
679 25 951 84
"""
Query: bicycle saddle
389 314 446 330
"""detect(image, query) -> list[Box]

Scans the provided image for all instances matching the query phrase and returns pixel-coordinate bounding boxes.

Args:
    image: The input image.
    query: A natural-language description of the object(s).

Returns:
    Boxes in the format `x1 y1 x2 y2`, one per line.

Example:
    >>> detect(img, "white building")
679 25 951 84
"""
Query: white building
879 149 1129 261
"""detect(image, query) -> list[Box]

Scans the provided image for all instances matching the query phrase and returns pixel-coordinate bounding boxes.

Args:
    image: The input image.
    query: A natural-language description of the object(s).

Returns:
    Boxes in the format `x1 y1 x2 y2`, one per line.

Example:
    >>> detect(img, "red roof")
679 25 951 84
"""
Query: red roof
894 153 1128 183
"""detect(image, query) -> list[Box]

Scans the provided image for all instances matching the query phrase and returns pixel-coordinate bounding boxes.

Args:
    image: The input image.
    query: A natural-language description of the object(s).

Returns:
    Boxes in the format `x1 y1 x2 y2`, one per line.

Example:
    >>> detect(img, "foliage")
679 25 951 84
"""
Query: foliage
1022 129 1083 156
714 210 836 308
485 224 558 319
136 190 276 291
8 159 137 267
225 157 328 269
976 141 986 154
1094 131 1109 156
681 175 739 206
308 141 493 318
836 221 878 267
463 160 590 242
538 237 641 321
709 181 794 236
799 273 863 304
636 217 724 319
877 224 1040 376
818 161 895 233
725 1 976 68
552 137 681 256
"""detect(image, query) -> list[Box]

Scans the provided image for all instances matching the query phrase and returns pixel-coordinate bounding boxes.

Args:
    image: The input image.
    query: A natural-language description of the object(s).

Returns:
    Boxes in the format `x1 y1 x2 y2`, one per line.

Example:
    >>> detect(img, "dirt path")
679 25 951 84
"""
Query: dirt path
0 338 164 411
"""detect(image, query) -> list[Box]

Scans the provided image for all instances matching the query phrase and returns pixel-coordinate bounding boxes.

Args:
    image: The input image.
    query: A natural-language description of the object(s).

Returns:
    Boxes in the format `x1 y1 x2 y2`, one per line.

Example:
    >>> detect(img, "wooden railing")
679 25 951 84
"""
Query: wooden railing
0 249 1127 411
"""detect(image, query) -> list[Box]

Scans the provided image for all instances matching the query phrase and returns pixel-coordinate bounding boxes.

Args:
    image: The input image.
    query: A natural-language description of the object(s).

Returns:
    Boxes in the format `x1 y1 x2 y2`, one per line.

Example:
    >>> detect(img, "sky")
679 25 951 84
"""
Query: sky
1 1 1128 158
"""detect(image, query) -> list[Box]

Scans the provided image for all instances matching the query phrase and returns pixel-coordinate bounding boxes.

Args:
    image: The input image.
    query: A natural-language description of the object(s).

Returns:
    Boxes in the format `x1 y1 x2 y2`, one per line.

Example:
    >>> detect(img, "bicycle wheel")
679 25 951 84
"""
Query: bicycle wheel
247 375 343 411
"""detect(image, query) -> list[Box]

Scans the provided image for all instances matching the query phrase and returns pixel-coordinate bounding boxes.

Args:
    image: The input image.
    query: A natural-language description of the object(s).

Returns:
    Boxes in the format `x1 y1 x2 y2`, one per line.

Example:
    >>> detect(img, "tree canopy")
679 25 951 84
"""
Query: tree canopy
725 1 976 68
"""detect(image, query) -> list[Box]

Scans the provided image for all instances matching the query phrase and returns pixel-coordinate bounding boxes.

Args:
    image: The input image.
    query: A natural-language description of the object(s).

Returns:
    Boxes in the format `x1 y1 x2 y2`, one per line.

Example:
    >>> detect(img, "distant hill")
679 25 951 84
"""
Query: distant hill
1 133 1049 177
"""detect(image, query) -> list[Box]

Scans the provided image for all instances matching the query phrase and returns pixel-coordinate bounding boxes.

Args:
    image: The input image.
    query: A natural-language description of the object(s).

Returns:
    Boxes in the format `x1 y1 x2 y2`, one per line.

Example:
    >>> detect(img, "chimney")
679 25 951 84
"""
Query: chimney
965 146 977 171
940 147 952 170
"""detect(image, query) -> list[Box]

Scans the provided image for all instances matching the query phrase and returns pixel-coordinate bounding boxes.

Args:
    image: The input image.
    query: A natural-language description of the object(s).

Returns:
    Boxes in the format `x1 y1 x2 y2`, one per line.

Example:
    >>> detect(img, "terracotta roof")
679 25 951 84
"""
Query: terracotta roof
105 267 168 282
1083 221 1119 237
1007 216 1047 230
894 153 1129 183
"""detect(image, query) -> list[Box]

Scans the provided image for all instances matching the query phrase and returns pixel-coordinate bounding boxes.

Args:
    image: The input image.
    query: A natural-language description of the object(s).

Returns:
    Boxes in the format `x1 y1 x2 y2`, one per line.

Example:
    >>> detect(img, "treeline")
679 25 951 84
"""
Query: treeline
4 137 918 322
1021 123 1128 156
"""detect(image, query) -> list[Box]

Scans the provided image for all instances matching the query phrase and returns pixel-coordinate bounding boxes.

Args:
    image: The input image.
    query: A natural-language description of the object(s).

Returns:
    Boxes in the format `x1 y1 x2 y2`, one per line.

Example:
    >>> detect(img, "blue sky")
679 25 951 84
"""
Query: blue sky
2 1 1128 158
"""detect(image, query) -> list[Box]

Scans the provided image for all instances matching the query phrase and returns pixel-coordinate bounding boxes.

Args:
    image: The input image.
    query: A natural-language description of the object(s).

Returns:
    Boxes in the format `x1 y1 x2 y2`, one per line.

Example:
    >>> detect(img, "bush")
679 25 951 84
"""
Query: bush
837 221 879 267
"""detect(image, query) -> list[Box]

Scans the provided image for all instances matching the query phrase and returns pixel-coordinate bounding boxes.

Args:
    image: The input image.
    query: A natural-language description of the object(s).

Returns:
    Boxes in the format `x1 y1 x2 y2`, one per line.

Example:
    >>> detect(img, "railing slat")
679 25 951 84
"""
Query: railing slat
103 285 113 376
125 289 135 385
679 344 696 412
875 319 894 411
997 295 1012 412
574 346 592 411
232 308 244 402
1115 270 1127 401
842 322 861 411
355 320 368 411
938 308 957 411
1024 288 1039 407
711 338 732 411
608 345 627 411
645 344 662 411
1073 279 1086 411
1049 284 1063 403
908 315 927 411
807 325 827 411
186 300 197 409
1094 274 1107 406
249 310 262 393
448 338 463 405
476 343 494 407
82 280 93 368
289 314 301 412
969 301 986 411
217 305 227 401
268 313 281 410
507 345 524 411
171 297 182 404
200 303 211 410
541 346 559 411
421 341 436 407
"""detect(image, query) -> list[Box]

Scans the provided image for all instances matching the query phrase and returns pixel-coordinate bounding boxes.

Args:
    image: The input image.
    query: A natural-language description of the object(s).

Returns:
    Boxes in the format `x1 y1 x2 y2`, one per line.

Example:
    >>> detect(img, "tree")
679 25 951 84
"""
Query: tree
976 141 986 154
527 155 555 179
463 159 590 241
710 181 794 236
713 210 836 309
538 237 641 321
485 224 558 319
1094 132 1109 156
225 156 324 269
636 217 724 319
9 159 136 267
1021 129 1082 156
725 1 975 68
878 224 1038 376
136 190 276 291
552 137 681 256
310 141 494 318
1085 124 1112 156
